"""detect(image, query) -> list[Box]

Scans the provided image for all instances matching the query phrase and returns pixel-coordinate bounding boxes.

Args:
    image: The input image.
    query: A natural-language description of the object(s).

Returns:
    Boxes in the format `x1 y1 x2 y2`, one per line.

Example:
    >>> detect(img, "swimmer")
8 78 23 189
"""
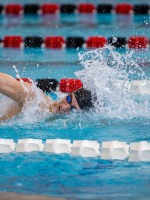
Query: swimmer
0 72 93 121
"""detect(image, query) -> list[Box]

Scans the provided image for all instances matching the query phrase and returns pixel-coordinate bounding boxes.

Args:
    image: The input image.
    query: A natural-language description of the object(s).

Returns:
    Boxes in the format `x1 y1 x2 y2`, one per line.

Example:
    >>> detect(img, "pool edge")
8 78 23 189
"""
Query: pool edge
0 192 65 200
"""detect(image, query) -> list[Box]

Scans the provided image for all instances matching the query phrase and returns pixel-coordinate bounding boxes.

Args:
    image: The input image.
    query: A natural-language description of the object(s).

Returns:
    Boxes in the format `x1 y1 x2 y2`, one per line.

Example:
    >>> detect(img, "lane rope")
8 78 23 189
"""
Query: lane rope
1 36 150 49
16 78 150 94
0 138 150 161
0 4 149 15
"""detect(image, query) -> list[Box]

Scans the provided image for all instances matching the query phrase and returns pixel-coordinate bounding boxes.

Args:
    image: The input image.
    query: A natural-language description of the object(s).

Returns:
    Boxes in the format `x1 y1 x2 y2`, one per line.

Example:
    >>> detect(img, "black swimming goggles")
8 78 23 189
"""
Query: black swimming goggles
66 94 76 111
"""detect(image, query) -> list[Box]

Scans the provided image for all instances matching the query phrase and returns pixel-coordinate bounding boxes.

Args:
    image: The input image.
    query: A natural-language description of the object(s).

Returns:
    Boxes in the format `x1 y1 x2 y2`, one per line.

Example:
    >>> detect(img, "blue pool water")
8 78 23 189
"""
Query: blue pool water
0 0 150 199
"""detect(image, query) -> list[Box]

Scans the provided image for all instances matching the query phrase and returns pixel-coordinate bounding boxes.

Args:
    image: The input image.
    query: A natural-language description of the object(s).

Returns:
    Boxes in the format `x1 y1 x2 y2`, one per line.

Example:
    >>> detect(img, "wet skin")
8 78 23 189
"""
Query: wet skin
0 72 80 121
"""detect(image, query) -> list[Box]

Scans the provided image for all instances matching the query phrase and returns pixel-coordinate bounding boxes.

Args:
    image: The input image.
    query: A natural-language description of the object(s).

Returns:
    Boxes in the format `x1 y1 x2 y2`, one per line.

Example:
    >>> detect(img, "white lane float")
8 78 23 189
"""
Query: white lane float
44 139 72 154
101 140 129 160
129 141 150 162
16 139 44 152
128 80 150 95
0 138 150 162
0 139 15 153
71 140 100 157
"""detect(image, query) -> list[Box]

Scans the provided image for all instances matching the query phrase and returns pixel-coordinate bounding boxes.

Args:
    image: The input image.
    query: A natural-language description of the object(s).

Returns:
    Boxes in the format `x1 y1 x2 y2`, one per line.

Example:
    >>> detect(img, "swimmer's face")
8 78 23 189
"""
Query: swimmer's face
58 93 80 113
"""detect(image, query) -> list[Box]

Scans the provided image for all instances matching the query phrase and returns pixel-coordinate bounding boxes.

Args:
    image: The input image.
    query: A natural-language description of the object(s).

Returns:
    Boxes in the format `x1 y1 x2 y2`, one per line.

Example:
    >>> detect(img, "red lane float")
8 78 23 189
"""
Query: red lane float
2 4 150 16
1 35 150 49
3 36 23 48
44 36 65 48
5 4 22 15
41 4 59 14
128 36 149 49
115 4 133 14
59 79 83 93
16 78 32 83
78 4 96 14
86 36 107 48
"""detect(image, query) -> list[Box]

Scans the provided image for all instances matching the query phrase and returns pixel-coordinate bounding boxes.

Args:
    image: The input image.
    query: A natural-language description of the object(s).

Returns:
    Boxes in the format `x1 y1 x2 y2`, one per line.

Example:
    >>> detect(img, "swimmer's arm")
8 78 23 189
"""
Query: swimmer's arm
0 72 31 104
0 103 22 121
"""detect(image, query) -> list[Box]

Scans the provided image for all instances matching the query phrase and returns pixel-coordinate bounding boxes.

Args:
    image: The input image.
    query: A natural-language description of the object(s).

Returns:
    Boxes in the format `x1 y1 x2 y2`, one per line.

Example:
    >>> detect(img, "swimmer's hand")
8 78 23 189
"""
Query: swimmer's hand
49 102 60 114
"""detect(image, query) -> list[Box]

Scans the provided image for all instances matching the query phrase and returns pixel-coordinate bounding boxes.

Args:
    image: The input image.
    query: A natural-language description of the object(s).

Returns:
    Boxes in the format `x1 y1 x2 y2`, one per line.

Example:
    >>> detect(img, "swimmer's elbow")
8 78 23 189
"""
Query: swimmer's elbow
0 72 10 82
0 73 12 91
0 73 5 87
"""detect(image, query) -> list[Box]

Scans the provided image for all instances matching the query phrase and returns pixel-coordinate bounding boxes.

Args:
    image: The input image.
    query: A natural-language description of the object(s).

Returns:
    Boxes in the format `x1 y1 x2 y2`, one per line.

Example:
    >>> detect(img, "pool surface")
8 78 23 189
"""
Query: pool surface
0 0 150 199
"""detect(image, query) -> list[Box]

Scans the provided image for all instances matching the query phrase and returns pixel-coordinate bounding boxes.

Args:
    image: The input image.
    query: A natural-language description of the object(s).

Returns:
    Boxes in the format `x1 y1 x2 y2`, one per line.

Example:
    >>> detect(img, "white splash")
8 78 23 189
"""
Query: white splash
1 48 150 127
75 46 150 119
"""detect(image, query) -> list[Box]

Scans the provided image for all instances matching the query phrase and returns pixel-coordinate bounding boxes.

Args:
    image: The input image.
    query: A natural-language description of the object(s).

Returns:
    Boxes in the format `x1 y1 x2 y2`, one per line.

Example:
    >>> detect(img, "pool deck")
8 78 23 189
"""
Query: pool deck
0 192 64 200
